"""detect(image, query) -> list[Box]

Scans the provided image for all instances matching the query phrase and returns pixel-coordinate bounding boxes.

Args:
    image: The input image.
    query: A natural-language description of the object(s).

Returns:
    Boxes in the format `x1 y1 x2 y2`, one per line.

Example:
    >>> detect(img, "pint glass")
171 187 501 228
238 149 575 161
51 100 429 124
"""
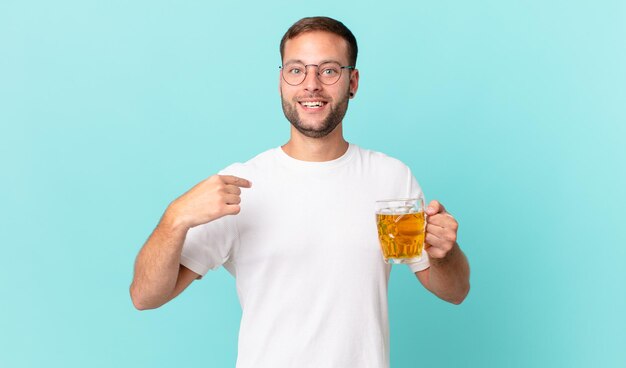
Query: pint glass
375 198 426 264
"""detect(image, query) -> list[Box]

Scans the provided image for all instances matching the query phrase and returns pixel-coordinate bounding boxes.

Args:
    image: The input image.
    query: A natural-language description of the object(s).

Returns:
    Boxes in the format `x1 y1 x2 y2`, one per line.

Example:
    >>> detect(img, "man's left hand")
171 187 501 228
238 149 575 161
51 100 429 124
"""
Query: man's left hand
424 200 458 259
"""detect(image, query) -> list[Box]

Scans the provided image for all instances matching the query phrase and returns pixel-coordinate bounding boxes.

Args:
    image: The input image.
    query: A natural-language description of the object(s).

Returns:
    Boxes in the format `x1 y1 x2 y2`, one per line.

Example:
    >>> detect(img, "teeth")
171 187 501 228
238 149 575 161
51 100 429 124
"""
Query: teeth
301 101 324 107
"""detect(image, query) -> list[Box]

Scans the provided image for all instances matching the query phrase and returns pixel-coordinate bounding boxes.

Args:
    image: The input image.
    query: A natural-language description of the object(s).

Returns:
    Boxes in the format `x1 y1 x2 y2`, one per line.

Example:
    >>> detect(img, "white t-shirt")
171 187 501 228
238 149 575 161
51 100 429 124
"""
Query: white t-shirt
181 143 430 368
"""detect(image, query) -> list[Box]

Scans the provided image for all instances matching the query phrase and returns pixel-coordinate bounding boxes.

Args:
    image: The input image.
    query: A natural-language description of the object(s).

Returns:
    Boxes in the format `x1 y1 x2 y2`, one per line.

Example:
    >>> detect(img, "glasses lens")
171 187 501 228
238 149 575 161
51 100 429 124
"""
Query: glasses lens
318 62 342 85
282 63 306 85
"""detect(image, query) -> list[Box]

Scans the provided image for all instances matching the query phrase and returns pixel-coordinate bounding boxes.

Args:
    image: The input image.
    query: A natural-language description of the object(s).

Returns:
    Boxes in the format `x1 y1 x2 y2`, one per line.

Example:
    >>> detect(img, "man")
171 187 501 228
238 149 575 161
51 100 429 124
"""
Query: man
130 16 470 368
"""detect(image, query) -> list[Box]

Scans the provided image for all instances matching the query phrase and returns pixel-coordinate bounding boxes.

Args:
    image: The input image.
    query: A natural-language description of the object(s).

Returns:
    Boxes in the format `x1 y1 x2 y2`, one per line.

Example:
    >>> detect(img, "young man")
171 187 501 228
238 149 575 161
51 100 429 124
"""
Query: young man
130 16 470 368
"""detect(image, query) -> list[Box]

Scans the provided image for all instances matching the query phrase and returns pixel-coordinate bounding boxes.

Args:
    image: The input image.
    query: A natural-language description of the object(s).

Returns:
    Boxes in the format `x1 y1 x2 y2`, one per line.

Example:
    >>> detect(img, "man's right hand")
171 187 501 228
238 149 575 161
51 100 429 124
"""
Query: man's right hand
167 175 252 229
131 174 251 310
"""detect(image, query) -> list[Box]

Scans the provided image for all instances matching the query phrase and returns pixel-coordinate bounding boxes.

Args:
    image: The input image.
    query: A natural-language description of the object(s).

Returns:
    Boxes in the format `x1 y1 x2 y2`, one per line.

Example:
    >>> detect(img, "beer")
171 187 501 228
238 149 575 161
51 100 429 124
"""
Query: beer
376 211 425 262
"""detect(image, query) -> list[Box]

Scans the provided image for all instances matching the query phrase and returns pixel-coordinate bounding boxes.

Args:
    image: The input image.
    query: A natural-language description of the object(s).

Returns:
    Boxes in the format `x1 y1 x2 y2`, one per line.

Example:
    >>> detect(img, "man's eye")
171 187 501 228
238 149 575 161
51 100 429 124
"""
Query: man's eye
289 68 303 74
321 68 338 75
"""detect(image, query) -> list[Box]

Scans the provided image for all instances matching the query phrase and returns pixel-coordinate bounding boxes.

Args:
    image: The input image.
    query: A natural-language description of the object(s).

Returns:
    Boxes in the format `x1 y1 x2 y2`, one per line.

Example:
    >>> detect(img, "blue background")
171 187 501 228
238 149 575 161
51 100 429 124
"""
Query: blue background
1 1 625 367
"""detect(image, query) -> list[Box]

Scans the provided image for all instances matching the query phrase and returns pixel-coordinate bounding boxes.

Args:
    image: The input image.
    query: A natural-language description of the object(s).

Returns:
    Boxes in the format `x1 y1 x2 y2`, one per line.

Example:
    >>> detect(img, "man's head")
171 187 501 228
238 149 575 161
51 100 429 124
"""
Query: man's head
279 17 359 139
280 17 358 67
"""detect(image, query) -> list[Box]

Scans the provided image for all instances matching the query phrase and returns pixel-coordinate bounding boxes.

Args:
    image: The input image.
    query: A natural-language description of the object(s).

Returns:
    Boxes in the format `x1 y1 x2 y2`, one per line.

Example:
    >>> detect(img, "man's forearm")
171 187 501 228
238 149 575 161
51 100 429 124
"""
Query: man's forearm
130 210 189 310
427 243 470 304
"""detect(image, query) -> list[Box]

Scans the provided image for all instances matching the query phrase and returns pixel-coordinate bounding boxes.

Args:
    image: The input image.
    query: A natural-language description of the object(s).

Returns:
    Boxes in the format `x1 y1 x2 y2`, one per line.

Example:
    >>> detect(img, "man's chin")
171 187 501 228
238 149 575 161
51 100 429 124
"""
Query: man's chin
291 121 339 138
296 121 327 132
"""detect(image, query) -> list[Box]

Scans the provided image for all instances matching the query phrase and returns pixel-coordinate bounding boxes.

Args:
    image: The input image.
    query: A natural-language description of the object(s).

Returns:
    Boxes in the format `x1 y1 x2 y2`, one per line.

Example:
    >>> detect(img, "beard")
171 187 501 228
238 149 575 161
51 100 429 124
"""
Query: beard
280 89 350 138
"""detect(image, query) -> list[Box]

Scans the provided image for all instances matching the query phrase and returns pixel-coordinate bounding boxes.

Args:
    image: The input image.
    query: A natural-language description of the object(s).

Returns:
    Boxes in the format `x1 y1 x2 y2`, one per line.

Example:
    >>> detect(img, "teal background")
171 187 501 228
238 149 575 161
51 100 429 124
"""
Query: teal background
1 0 624 367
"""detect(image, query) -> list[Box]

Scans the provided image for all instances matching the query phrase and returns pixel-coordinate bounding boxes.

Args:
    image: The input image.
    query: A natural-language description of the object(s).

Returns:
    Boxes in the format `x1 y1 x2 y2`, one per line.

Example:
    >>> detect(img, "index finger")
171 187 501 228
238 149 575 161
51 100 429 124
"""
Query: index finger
220 175 252 188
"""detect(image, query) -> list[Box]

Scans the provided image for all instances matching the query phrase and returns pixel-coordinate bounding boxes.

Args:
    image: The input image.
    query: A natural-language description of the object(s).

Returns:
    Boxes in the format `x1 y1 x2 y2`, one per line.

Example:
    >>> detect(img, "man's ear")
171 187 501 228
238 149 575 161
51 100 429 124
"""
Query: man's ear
349 68 359 98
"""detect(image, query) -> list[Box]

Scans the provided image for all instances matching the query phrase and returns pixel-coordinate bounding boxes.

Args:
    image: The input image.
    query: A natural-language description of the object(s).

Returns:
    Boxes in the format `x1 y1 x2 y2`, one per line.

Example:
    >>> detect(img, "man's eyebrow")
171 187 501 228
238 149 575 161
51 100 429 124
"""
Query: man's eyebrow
283 59 304 65
318 59 342 65
283 59 343 65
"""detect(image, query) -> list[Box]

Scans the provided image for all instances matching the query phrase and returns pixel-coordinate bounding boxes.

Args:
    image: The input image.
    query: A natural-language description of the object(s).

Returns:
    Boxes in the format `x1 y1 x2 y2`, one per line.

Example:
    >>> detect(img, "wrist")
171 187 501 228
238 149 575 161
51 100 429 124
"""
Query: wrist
429 242 459 267
161 203 193 234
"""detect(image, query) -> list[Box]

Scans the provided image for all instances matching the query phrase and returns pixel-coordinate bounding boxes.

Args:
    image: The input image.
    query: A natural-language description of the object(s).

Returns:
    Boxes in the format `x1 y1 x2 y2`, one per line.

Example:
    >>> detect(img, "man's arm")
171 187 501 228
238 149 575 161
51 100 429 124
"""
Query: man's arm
130 212 198 310
415 242 470 304
129 175 251 310
415 200 470 304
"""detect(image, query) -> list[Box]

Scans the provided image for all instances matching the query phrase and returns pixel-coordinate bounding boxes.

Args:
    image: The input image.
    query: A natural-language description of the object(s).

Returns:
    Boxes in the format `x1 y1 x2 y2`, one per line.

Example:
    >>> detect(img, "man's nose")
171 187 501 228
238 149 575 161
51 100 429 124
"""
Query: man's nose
302 66 322 92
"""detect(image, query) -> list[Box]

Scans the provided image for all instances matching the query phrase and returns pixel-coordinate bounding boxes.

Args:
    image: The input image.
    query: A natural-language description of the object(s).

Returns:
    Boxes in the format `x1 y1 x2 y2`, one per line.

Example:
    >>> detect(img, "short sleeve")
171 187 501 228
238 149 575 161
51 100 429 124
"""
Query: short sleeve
180 214 239 277
407 252 430 272
406 168 424 201
406 168 430 272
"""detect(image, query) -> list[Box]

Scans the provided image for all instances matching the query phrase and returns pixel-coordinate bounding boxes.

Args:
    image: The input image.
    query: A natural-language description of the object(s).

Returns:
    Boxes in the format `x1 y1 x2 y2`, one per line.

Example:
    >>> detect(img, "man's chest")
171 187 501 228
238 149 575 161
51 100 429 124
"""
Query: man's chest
235 179 383 269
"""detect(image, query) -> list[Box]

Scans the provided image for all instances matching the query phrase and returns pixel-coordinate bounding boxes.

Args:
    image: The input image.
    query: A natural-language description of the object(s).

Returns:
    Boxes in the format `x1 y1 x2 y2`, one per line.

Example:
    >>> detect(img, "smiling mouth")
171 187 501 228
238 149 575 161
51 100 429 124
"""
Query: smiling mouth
298 101 327 109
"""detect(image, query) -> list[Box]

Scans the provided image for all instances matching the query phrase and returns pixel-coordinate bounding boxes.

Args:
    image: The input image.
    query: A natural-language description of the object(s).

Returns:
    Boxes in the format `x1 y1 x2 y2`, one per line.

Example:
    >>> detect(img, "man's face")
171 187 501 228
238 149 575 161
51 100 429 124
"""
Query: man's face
280 31 359 138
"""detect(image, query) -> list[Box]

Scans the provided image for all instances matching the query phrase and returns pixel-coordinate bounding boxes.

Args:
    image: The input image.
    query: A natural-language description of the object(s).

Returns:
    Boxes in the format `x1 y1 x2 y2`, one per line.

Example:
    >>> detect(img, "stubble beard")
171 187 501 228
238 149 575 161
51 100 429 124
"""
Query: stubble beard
280 89 350 139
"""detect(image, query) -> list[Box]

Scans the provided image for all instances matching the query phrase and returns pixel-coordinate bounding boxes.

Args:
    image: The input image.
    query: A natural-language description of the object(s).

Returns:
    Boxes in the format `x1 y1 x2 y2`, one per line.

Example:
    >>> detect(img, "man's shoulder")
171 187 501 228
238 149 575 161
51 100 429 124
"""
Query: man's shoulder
353 144 412 172
218 147 278 176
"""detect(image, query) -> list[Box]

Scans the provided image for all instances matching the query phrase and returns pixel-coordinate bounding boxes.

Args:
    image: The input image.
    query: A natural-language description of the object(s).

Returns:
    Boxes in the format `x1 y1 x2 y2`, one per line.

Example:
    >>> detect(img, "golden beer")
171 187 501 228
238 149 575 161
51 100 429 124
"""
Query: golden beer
375 198 426 264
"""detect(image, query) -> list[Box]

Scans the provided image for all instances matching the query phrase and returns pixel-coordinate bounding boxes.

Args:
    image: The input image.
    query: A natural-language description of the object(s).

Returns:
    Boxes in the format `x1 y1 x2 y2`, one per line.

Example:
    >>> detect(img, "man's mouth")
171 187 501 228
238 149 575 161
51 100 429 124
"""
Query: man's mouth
298 100 328 110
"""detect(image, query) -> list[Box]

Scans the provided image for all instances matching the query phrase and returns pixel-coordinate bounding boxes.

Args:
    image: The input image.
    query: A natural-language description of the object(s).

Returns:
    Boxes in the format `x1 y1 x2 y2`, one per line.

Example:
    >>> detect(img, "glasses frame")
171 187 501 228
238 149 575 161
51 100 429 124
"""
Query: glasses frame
279 62 355 86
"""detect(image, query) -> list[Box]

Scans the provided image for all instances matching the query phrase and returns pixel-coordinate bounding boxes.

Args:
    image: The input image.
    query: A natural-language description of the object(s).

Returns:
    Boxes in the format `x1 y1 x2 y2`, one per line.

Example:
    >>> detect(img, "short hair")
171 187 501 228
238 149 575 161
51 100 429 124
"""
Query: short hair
280 16 358 66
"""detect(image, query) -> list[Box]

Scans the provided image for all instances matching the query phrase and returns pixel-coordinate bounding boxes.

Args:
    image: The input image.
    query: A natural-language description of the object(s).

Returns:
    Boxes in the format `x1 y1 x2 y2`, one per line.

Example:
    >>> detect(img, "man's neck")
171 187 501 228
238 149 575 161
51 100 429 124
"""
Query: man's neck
281 124 349 162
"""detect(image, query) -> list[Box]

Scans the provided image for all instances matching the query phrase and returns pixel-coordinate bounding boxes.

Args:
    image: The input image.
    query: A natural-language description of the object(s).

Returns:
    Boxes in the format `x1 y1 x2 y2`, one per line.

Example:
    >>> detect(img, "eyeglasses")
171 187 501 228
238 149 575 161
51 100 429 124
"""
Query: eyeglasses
279 62 355 86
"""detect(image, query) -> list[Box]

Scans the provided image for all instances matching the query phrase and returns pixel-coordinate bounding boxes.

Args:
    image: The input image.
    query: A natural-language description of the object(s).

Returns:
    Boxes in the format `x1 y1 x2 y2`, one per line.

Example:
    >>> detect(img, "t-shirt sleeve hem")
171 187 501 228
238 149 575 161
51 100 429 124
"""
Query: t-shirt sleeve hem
408 259 430 273
180 254 211 277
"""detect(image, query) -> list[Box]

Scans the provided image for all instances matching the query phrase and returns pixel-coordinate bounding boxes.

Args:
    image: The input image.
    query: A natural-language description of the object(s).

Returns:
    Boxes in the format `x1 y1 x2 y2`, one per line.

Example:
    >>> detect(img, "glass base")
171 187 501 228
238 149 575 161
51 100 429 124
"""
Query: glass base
384 255 423 264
